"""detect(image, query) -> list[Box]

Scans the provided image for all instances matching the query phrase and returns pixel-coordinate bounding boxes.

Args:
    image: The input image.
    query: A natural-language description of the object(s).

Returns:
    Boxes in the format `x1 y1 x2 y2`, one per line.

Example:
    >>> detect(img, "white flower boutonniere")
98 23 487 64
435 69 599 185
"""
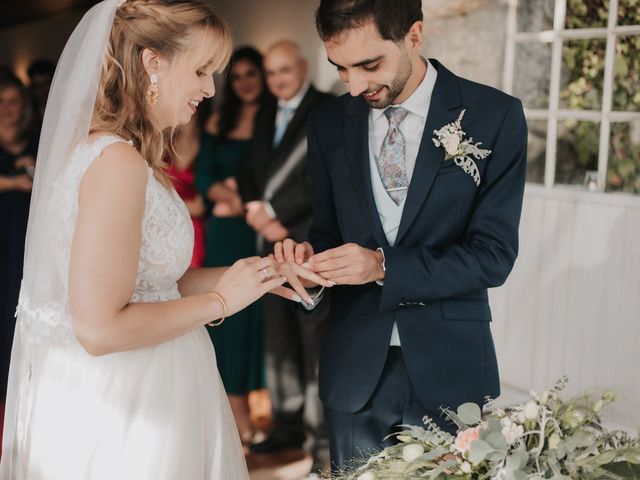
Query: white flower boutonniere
432 109 491 187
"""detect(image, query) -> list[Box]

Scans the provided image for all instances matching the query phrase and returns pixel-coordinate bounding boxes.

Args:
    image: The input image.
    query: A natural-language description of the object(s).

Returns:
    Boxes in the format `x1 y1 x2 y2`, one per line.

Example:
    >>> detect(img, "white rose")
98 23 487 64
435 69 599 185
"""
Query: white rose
357 471 377 480
460 462 472 473
501 422 524 445
524 400 540 421
443 134 461 156
402 444 425 463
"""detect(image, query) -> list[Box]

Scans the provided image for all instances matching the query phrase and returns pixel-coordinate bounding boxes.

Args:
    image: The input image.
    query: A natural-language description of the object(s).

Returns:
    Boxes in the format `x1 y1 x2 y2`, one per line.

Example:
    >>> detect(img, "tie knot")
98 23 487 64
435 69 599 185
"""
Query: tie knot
384 106 409 127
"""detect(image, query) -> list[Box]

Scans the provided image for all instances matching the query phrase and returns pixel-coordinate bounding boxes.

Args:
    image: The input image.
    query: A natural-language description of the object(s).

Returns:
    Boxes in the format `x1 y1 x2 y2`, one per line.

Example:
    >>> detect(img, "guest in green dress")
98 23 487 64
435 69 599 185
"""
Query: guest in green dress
195 46 275 444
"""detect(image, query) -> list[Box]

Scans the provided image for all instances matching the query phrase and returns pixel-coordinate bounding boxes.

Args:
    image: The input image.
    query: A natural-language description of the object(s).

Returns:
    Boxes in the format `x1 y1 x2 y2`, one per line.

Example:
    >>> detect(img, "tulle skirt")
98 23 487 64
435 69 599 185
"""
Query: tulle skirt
2 327 248 480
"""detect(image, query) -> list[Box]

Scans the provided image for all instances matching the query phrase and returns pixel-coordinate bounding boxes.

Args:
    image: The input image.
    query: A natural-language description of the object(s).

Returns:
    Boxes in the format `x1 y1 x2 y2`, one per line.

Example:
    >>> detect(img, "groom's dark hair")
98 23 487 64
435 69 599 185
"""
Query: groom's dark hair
315 0 423 42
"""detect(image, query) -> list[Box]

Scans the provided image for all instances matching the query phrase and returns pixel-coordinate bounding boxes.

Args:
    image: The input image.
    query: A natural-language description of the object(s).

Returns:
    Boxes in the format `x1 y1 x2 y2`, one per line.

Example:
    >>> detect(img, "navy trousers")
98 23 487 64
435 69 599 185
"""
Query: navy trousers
325 347 456 473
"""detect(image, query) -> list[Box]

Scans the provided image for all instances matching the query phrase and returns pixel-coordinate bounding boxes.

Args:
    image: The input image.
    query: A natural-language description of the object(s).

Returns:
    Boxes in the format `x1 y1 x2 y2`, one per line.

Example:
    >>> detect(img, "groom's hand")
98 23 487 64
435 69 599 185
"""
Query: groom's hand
308 243 384 285
273 239 316 288
274 239 314 265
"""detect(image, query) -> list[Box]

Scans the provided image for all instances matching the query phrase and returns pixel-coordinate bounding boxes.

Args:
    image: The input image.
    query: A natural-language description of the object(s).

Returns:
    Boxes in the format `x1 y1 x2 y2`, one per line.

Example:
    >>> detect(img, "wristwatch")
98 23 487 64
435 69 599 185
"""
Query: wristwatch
376 247 386 285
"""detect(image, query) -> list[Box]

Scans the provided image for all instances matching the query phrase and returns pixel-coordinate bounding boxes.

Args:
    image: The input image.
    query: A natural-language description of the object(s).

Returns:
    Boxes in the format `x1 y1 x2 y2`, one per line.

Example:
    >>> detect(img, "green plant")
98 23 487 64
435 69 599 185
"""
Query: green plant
559 0 640 193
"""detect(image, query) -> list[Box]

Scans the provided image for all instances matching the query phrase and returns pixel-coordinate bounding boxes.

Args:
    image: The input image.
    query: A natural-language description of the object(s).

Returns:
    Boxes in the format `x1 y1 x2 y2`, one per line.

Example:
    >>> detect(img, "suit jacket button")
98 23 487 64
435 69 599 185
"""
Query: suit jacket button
398 302 405 307
419 302 425 307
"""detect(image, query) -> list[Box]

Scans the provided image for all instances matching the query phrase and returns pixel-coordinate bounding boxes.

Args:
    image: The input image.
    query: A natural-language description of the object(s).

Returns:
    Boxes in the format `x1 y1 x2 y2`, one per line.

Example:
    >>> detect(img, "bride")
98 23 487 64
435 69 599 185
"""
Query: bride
0 0 331 478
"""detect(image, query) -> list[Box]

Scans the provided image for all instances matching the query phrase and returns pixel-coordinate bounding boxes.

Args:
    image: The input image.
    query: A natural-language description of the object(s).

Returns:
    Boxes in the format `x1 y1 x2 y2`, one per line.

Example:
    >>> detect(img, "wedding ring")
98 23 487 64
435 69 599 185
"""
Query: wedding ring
260 268 270 282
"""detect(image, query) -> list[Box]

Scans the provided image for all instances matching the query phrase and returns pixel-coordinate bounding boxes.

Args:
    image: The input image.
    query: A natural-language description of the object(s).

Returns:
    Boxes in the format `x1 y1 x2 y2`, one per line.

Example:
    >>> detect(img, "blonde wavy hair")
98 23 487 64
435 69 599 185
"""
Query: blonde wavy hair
91 0 232 187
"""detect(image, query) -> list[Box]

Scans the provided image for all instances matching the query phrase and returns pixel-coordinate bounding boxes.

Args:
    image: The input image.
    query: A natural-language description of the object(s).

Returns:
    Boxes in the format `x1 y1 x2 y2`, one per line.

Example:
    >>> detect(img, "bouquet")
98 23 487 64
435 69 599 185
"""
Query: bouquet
336 377 640 479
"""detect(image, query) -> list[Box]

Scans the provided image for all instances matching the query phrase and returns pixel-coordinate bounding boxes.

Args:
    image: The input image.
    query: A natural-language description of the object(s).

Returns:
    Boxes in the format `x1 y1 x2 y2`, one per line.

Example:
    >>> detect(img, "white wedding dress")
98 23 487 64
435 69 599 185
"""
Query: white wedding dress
9 135 249 479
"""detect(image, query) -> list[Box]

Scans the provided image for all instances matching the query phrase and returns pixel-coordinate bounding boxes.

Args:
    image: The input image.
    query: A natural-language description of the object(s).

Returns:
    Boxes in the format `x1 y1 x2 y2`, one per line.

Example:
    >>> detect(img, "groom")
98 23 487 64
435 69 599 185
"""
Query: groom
275 0 528 470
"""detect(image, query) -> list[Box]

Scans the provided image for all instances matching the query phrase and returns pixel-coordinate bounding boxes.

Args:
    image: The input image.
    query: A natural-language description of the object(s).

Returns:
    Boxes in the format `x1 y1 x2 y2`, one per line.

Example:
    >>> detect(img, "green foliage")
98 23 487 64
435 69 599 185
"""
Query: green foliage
332 378 640 480
558 0 640 193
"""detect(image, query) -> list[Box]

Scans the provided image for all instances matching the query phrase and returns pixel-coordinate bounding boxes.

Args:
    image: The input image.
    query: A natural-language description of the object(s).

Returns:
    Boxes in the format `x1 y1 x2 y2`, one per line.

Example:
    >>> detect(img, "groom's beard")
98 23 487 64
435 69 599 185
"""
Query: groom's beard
363 53 412 109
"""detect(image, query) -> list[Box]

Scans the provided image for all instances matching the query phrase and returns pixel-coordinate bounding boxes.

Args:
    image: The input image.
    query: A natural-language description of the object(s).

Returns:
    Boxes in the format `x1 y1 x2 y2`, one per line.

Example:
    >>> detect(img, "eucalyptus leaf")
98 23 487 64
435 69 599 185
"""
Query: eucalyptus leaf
427 459 457 480
624 449 640 464
457 403 482 425
505 449 529 472
488 416 503 433
486 431 508 451
513 471 528 480
601 461 640 479
469 439 494 463
487 449 507 462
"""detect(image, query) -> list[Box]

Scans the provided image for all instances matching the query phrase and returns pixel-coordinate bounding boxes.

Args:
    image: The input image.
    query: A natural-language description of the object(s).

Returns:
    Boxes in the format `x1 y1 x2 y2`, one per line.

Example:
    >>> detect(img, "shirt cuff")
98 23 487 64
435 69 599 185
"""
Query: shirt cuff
264 201 277 219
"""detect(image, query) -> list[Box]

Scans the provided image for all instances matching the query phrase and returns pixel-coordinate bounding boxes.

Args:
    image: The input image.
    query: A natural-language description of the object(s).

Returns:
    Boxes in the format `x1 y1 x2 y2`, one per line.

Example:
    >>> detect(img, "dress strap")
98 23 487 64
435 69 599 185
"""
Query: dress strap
79 134 135 175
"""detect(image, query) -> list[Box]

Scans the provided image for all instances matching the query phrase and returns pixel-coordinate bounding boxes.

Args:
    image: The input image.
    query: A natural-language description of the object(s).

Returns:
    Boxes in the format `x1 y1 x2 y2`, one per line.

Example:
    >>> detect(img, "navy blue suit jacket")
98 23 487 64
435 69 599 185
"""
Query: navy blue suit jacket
307 59 527 414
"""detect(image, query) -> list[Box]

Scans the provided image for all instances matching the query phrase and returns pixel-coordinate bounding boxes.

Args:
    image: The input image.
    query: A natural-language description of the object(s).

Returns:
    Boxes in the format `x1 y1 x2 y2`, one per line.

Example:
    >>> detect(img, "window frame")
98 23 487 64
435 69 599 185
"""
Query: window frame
503 0 640 193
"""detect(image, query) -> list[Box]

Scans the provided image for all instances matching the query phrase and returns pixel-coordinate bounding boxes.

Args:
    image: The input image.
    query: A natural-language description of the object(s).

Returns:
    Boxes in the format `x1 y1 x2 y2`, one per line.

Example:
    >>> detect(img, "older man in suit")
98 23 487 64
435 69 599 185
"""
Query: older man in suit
274 0 528 472
237 40 333 476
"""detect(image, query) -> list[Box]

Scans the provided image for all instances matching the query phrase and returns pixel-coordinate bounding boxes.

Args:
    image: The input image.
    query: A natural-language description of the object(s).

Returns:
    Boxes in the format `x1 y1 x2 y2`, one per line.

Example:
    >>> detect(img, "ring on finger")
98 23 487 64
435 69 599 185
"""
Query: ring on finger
260 267 270 282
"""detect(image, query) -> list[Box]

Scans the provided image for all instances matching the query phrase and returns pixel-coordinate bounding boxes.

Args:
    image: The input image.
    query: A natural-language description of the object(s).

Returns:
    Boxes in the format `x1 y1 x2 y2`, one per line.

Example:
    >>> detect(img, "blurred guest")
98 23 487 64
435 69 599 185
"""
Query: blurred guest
195 46 273 444
238 40 333 475
167 116 206 267
0 71 37 406
27 58 55 124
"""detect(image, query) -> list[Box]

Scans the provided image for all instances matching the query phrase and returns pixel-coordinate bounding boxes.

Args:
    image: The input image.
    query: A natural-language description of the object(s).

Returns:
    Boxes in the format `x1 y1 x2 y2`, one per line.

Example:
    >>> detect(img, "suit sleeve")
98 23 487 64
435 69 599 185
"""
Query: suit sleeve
268 162 314 229
379 98 528 312
236 110 264 203
307 113 343 253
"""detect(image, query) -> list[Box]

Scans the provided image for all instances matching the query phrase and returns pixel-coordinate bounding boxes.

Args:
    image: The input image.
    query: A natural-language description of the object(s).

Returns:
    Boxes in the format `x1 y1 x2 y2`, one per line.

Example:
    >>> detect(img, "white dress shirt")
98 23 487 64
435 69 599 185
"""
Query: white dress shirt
368 58 438 346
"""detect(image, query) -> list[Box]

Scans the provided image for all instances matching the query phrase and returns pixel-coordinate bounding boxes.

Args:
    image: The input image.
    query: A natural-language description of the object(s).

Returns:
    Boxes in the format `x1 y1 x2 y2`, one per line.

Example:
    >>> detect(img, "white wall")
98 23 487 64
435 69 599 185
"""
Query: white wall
491 186 640 426
211 0 508 93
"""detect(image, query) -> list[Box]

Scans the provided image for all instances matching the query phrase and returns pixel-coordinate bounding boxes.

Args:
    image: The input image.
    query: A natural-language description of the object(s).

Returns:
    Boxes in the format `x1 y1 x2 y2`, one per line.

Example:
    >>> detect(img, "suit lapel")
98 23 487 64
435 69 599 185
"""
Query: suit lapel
395 59 464 245
344 96 389 248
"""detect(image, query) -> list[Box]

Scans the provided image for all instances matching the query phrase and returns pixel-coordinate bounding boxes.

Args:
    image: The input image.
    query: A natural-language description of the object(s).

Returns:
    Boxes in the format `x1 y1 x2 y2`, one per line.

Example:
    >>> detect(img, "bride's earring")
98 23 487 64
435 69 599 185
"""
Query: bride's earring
146 72 159 107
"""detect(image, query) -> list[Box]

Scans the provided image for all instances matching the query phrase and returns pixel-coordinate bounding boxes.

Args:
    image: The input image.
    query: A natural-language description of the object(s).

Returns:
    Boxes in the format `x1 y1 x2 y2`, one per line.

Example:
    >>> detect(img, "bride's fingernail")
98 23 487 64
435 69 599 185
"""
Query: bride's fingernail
329 281 337 286
292 294 302 303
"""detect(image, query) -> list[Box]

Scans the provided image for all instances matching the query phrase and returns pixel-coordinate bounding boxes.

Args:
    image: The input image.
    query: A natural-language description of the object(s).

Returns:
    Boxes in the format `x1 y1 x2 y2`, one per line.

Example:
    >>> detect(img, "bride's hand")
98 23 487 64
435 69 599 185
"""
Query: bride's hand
214 257 290 316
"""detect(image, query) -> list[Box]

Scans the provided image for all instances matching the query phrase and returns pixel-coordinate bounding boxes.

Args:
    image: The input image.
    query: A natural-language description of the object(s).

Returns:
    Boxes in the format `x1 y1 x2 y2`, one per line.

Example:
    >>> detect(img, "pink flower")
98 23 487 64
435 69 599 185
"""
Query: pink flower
454 428 480 453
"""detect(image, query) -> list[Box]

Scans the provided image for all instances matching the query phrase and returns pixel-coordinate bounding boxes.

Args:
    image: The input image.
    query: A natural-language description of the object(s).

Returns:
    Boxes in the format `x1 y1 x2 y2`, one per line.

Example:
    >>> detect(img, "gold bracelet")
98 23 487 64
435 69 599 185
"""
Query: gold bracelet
208 290 227 327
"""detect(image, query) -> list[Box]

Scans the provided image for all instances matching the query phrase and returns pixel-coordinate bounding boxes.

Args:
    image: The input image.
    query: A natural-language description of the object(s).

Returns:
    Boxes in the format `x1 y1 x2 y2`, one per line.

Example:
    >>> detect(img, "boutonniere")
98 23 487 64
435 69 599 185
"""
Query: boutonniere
432 109 491 187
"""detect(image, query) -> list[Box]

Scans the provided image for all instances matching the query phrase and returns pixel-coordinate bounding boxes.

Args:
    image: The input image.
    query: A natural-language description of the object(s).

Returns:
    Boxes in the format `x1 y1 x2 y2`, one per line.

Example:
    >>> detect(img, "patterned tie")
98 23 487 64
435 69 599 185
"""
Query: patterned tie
377 106 410 205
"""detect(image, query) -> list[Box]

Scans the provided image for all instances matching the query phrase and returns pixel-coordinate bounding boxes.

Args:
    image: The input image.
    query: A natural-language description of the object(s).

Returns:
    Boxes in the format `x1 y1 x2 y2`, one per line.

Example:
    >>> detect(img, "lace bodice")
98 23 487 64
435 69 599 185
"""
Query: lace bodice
17 135 194 343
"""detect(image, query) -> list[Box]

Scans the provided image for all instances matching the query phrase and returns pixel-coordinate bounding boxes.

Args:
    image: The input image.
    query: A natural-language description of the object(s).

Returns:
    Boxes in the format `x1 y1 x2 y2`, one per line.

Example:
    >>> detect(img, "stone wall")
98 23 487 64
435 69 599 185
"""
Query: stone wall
421 0 509 89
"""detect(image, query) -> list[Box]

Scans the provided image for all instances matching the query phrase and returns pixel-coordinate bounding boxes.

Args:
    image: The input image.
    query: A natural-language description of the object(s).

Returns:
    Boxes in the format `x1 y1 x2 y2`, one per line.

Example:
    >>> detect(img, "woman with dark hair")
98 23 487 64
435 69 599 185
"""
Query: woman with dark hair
0 70 37 412
196 46 275 444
